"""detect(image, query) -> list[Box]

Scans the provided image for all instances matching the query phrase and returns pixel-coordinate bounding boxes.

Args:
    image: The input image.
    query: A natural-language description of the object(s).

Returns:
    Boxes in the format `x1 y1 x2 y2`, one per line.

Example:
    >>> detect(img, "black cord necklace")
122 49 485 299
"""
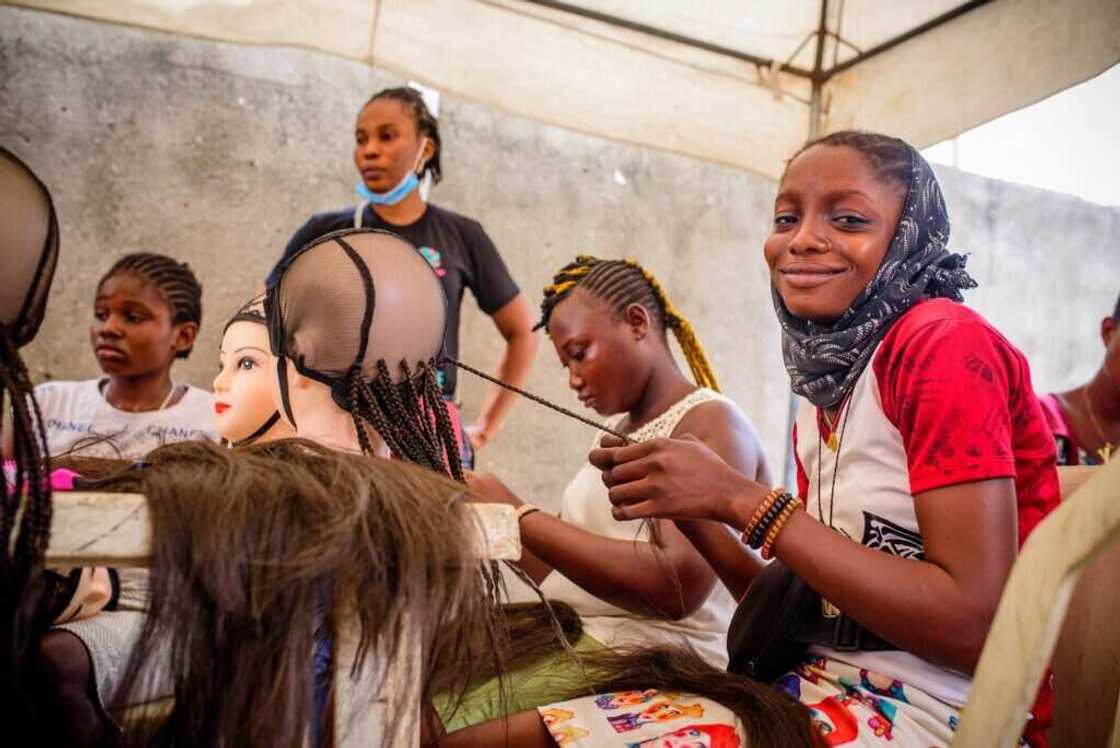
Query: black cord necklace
816 392 853 620
816 391 853 529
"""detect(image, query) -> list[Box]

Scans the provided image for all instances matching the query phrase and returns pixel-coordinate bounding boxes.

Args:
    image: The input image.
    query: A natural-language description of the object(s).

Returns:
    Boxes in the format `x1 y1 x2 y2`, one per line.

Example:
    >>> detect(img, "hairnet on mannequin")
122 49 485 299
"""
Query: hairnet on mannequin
269 228 446 387
266 228 460 476
1 147 59 346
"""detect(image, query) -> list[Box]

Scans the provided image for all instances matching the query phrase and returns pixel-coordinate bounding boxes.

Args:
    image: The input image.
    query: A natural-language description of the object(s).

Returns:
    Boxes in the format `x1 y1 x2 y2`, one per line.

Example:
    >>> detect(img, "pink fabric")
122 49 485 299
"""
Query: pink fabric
3 461 80 491
50 468 80 491
1037 393 1072 441
444 400 466 455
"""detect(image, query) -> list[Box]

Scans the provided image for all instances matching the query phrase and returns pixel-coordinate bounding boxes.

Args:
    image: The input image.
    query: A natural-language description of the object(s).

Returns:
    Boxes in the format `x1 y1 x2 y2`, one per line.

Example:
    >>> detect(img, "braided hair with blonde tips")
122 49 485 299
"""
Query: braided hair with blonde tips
538 255 722 392
98 252 203 359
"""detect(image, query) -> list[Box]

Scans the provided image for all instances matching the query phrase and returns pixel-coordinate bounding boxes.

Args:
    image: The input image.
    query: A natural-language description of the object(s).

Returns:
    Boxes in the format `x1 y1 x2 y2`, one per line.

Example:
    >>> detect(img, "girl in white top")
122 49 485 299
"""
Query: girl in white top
7 252 219 460
10 252 216 745
459 256 769 728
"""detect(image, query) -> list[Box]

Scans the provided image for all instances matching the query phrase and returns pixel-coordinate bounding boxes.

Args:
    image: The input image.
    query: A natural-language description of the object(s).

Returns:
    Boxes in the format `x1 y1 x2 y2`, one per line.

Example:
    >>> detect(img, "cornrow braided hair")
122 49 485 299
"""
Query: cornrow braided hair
98 252 203 359
788 130 911 194
368 87 442 185
538 255 721 392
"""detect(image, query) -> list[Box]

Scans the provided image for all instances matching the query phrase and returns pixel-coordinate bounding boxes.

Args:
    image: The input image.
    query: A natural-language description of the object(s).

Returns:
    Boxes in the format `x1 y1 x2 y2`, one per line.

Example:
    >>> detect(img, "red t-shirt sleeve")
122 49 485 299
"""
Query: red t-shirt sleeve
874 313 1020 496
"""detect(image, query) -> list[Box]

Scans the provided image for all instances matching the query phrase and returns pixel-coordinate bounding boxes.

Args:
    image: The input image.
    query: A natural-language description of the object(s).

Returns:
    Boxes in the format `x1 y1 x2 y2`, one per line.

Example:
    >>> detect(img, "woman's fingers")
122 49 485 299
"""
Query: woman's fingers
610 499 659 522
606 477 660 507
598 434 627 449
590 436 675 469
602 455 657 487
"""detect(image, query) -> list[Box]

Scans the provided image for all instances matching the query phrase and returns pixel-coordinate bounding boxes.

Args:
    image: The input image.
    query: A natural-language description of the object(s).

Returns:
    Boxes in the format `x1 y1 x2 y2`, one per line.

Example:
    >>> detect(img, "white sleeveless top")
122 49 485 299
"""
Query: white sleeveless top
539 388 744 668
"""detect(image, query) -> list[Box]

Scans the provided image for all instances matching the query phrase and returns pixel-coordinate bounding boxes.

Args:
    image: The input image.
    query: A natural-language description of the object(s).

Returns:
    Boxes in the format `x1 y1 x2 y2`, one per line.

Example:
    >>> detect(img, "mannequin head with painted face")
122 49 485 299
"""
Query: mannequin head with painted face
213 296 294 446
267 228 459 476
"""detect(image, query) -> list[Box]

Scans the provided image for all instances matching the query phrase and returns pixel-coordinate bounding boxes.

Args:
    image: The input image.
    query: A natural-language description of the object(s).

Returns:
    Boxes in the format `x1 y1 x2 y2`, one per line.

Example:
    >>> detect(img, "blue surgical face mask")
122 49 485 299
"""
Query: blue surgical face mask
355 137 429 206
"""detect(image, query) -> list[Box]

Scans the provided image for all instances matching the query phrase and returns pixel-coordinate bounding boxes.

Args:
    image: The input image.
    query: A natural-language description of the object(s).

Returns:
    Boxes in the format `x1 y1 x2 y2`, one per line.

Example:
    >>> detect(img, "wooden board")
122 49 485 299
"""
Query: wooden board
45 492 520 566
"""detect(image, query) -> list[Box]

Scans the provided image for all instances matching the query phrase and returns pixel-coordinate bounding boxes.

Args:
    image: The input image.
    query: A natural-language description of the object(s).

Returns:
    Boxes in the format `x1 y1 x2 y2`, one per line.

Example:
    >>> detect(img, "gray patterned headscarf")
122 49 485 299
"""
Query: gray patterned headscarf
774 141 977 408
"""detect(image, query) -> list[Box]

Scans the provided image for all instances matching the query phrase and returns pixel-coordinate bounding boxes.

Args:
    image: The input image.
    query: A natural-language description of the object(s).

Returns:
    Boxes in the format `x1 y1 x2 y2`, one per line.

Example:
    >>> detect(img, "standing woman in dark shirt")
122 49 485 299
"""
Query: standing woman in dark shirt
268 87 537 465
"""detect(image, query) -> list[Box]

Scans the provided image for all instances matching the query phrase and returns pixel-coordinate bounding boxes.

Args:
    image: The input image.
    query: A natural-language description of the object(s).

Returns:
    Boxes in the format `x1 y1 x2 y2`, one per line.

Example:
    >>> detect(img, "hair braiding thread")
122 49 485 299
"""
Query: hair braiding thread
444 358 632 444
420 362 465 482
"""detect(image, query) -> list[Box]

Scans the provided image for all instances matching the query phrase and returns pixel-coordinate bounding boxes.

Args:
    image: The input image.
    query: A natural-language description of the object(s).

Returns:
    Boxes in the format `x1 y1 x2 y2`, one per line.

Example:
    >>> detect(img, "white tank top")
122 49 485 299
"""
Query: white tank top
539 388 744 668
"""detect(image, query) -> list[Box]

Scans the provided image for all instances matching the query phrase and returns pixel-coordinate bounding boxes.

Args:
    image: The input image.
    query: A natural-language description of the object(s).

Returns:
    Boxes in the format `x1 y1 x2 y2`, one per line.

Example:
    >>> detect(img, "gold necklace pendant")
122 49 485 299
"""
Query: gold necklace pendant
822 598 841 618
1081 388 1115 465
825 431 839 452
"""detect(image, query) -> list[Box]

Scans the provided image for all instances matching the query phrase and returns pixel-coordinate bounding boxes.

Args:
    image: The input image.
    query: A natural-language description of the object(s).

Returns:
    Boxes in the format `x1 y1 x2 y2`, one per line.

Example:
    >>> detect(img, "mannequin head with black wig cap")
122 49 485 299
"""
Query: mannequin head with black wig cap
266 228 462 478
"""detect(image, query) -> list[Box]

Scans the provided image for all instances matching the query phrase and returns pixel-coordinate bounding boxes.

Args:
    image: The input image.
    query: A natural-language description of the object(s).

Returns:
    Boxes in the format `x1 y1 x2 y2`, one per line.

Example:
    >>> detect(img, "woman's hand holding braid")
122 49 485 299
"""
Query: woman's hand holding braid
589 435 768 528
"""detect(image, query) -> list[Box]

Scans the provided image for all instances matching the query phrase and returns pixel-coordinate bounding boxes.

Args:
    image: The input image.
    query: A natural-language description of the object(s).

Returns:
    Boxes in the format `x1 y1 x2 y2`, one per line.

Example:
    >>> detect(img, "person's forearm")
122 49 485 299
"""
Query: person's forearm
509 544 554 586
521 512 705 619
674 520 764 601
476 331 537 440
722 492 998 672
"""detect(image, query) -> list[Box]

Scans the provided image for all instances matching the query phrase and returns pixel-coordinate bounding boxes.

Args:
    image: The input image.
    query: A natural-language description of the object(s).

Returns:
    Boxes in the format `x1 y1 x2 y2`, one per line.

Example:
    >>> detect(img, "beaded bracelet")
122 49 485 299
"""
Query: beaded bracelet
761 498 801 560
740 487 784 546
747 491 795 549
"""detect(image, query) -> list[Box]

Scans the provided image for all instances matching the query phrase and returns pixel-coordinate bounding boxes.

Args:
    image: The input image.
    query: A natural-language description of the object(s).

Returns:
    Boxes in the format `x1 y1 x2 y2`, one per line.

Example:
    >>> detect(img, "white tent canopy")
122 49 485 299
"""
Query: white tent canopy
11 0 1120 177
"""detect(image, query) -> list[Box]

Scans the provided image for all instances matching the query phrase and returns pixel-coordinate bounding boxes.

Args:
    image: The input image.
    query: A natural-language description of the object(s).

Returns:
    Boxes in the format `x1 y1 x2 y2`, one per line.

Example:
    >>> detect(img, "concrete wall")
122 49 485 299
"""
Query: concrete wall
3 7 1119 519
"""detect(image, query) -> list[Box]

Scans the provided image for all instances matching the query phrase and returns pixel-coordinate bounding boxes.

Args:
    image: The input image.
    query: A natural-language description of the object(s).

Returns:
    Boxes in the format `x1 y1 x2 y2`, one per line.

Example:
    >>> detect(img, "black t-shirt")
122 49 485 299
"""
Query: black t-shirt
267 203 520 398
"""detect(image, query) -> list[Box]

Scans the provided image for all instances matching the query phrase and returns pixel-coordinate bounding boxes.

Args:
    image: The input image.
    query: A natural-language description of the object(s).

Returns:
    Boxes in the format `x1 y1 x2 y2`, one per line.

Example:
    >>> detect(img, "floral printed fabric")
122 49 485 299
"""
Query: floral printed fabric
541 656 1018 747
538 689 743 747
774 656 1011 747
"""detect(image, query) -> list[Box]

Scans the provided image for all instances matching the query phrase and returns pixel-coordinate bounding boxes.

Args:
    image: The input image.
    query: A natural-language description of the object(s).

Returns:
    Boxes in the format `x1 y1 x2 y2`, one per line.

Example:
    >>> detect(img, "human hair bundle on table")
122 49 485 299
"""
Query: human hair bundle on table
94 439 507 746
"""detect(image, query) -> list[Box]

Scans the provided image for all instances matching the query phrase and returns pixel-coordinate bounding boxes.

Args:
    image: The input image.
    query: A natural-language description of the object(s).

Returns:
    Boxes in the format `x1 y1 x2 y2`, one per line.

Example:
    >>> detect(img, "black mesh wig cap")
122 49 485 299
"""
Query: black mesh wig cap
222 292 267 335
1 147 59 347
0 146 60 719
266 228 461 476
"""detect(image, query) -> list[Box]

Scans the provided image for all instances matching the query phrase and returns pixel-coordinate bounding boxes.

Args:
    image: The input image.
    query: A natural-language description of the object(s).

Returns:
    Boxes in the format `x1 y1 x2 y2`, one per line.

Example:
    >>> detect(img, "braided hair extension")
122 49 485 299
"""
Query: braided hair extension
367 87 442 185
340 360 593 696
538 255 721 392
0 329 53 715
418 361 465 482
397 360 438 448
98 253 203 359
